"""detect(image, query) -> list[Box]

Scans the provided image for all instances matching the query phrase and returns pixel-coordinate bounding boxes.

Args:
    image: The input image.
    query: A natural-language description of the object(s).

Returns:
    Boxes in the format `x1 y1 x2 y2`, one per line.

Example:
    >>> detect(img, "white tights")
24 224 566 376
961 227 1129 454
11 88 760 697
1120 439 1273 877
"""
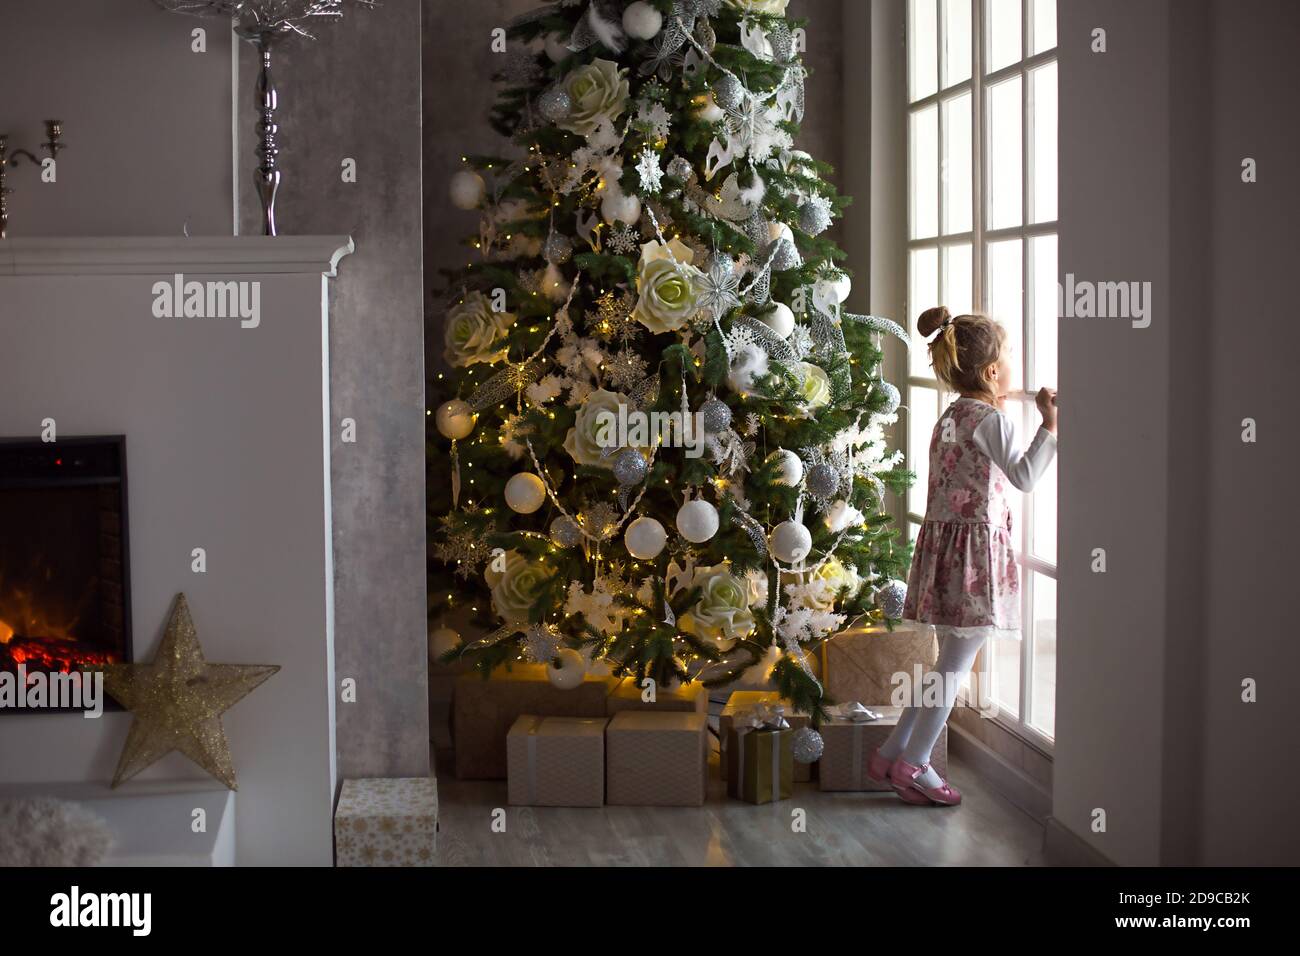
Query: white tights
879 627 987 777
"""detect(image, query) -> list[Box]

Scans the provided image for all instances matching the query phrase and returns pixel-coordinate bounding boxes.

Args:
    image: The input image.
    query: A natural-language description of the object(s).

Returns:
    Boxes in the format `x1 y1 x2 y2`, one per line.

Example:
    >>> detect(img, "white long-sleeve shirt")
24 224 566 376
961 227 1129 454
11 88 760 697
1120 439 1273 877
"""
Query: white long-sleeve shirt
971 410 1057 492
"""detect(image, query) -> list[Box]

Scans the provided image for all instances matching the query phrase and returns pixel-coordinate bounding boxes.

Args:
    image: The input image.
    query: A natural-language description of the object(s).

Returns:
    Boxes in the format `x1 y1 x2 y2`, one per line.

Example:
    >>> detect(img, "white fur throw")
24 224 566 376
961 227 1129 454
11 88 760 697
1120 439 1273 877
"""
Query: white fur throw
0 797 114 867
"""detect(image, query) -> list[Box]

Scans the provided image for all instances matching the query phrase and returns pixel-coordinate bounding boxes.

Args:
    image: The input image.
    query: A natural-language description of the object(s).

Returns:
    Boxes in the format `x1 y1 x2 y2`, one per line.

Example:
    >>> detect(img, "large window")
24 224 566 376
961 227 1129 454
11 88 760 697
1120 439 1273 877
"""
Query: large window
906 0 1058 747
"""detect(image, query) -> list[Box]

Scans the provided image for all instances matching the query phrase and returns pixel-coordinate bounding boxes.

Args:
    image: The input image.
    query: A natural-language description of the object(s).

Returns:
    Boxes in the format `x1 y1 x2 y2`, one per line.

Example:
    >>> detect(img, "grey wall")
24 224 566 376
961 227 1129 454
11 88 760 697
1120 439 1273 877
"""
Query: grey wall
1198 0 1298 864
0 0 232 237
237 3 429 780
1056 0 1174 867
1057 0 1299 865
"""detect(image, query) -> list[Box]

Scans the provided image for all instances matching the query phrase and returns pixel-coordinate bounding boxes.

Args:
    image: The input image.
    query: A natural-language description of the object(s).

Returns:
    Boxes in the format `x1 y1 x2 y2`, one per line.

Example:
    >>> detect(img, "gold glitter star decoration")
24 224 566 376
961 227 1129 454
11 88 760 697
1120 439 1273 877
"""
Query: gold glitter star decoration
102 593 279 791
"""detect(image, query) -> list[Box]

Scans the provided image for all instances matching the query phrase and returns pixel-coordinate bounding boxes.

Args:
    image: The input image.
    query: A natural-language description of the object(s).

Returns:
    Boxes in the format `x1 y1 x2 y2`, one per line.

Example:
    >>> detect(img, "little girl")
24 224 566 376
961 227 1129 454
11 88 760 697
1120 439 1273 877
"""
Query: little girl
869 306 1057 806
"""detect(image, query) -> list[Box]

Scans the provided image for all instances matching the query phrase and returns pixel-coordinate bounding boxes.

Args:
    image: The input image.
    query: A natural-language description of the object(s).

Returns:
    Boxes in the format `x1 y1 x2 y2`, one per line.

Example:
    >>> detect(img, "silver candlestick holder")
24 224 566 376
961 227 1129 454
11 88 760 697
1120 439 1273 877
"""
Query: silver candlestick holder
153 0 375 237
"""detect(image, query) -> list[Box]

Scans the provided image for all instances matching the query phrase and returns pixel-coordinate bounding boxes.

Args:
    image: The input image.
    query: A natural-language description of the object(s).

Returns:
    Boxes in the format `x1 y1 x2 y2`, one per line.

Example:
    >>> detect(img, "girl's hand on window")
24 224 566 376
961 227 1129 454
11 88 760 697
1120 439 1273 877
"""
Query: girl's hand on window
1036 387 1058 434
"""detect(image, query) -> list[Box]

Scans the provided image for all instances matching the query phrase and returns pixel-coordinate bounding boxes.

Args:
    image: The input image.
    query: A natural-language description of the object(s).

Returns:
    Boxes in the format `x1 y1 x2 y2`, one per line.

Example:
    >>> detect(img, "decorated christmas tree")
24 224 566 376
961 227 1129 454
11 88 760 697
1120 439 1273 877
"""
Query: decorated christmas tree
429 0 912 718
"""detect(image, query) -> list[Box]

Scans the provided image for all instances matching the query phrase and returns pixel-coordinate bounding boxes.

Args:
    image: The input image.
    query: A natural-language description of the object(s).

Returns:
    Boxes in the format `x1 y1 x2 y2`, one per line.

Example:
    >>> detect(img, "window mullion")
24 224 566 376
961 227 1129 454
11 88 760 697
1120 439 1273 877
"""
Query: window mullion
972 0 985 312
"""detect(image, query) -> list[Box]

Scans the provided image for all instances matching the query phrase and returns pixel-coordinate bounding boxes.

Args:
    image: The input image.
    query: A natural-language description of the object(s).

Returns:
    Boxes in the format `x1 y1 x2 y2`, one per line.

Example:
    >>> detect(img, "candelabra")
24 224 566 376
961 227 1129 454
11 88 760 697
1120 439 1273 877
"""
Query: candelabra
0 121 67 239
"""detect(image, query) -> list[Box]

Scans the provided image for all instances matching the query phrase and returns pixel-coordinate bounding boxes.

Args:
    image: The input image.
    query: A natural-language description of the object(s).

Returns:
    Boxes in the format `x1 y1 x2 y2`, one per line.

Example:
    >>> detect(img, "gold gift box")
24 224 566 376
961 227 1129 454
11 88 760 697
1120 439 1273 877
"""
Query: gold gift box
725 726 794 805
720 690 812 782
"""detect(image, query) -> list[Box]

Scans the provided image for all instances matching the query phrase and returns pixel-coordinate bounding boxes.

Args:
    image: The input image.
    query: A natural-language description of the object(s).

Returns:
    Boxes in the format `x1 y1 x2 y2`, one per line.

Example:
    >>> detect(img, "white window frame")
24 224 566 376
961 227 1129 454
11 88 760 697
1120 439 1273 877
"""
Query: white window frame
905 0 1058 752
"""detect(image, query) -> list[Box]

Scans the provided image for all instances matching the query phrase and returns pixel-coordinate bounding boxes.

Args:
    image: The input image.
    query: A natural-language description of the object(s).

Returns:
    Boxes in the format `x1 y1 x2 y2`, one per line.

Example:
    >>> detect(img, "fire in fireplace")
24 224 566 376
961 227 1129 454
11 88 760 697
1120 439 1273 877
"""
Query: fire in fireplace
0 437 131 710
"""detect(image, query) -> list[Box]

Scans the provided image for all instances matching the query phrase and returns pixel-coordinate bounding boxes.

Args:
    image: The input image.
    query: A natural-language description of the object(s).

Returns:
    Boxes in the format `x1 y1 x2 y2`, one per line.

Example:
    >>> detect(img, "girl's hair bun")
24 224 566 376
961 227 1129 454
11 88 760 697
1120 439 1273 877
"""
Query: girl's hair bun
917 306 951 338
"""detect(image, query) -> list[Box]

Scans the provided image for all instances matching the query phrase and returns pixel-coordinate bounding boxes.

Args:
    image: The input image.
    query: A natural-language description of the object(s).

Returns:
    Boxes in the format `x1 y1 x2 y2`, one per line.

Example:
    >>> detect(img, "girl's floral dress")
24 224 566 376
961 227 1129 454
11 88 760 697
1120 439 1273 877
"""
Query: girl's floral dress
903 397 1056 639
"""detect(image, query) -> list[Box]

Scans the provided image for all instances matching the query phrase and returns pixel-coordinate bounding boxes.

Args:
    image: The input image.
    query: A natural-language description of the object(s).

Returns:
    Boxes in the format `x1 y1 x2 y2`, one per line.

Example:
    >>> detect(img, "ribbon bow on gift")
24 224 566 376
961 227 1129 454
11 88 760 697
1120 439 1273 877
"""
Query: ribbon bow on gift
734 700 791 732
826 701 882 723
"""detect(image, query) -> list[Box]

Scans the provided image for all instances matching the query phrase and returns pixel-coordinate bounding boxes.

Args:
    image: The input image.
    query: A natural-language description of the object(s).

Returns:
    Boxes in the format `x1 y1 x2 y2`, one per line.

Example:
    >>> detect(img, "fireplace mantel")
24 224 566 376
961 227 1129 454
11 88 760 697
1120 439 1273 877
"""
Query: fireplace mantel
0 236 354 277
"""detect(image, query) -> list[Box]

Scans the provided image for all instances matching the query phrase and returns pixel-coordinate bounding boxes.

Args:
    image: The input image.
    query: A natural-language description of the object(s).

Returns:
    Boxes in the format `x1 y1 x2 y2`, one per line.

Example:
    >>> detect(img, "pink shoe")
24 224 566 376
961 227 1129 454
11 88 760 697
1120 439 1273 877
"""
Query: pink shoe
867 747 894 784
889 758 962 806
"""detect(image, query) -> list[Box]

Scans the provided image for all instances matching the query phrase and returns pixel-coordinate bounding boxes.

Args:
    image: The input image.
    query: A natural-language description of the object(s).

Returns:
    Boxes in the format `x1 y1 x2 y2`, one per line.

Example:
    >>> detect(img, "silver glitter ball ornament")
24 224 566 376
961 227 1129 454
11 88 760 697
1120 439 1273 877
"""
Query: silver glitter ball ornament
805 462 840 498
700 398 732 434
549 516 583 548
876 380 901 416
706 251 734 280
538 86 572 123
667 156 694 182
612 448 648 486
544 232 573 264
879 579 908 620
799 200 832 236
792 727 824 764
770 238 802 271
712 73 745 110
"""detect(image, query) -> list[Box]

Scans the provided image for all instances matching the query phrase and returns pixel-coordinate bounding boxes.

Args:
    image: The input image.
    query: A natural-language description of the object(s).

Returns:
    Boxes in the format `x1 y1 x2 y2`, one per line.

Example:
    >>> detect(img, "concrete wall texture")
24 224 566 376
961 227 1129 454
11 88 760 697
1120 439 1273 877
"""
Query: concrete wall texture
238 2 430 780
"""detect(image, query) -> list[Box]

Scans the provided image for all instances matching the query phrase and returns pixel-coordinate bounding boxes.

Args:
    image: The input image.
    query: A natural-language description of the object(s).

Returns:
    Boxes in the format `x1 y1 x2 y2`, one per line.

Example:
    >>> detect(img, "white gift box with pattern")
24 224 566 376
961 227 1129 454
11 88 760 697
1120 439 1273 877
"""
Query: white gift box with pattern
334 778 439 867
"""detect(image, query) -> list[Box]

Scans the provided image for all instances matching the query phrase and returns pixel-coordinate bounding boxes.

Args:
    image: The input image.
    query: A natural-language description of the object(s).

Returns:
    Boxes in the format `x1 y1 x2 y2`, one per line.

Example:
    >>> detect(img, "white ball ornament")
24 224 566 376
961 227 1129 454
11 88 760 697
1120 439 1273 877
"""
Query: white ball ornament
766 449 804 486
676 499 720 544
601 188 642 226
449 169 486 210
622 1 663 40
816 272 852 305
759 301 796 338
547 648 588 690
435 399 476 440
769 520 813 564
427 626 460 663
625 516 668 560
505 472 547 514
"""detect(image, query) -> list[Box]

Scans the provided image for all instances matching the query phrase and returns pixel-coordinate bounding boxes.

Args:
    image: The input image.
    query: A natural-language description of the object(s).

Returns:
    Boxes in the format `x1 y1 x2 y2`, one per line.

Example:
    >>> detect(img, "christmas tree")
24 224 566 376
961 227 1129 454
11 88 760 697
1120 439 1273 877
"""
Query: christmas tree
429 0 912 718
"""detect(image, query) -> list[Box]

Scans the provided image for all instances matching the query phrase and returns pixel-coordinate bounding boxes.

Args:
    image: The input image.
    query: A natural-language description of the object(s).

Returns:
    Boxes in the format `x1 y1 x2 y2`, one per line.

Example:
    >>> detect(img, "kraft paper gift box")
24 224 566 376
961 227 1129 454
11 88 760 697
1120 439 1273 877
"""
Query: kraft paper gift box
822 624 939 707
605 710 708 806
454 663 619 779
818 705 949 791
720 690 813 782
725 726 794 804
507 715 607 807
334 777 439 867
605 677 708 715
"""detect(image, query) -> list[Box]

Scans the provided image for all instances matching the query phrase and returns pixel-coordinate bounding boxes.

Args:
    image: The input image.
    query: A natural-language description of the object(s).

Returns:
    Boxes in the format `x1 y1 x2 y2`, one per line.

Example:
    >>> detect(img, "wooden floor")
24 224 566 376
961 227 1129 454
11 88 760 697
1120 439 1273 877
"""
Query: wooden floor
432 745 1046 867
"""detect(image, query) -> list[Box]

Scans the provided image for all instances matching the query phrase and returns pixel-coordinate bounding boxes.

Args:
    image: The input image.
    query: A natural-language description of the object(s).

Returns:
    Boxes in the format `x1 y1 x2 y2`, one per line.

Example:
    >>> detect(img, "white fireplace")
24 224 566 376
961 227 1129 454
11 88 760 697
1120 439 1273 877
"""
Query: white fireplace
0 236 352 865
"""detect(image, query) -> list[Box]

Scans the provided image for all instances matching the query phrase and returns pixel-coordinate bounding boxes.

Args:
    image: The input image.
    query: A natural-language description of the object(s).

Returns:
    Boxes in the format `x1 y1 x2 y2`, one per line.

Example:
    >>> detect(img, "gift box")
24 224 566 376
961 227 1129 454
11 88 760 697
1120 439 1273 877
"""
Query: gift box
605 677 708 715
507 715 607 807
720 691 813 782
454 664 619 779
725 726 794 804
818 705 949 791
822 624 939 706
605 711 708 806
334 777 439 867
